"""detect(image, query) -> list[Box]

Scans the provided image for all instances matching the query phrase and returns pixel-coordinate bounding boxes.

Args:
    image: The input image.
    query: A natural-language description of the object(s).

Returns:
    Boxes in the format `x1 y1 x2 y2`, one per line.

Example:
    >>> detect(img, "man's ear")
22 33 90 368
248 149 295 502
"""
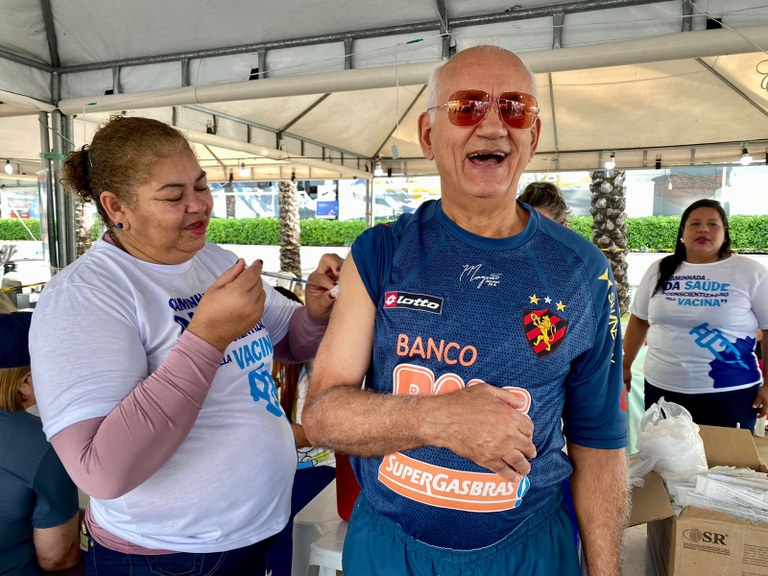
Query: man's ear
418 112 435 161
100 191 125 224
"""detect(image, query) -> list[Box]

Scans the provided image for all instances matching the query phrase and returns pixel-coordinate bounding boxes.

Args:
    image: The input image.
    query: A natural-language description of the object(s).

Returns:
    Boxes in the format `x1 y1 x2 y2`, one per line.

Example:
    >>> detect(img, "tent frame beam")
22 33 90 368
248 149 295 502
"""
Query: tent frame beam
16 0 663 75
183 104 368 170
695 58 768 121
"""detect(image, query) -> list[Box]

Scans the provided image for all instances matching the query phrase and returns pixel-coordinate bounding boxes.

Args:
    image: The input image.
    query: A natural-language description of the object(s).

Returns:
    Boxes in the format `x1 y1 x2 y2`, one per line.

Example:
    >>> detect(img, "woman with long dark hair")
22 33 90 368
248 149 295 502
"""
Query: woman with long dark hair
623 199 768 432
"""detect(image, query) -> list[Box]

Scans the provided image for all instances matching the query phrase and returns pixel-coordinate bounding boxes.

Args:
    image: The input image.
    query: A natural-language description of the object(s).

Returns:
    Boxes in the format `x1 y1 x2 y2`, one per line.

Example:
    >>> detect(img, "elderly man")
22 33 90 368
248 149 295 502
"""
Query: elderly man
303 45 628 576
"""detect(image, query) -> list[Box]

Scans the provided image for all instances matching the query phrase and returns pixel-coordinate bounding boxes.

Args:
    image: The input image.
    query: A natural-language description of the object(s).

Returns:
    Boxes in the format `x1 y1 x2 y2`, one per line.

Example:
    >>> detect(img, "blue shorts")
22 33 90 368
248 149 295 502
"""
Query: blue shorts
342 493 579 576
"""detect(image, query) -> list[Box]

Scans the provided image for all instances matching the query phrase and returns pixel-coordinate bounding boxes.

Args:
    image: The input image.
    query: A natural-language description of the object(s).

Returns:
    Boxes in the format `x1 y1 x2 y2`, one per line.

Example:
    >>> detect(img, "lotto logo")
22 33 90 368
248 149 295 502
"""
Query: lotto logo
383 292 443 314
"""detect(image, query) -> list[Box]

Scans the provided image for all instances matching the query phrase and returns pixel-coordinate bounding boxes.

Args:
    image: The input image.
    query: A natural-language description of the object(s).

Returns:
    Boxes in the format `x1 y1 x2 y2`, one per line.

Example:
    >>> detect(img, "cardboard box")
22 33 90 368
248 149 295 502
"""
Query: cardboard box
630 425 768 576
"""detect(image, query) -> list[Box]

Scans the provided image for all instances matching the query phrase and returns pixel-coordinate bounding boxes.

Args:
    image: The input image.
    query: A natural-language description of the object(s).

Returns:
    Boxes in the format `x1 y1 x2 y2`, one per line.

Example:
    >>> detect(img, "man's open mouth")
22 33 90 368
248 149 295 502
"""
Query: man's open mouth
468 152 507 165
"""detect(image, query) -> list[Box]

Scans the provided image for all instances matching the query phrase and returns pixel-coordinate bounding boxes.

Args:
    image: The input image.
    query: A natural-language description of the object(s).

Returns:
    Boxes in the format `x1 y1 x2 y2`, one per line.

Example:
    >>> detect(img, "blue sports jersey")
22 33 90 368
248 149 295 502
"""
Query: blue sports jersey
350 199 626 549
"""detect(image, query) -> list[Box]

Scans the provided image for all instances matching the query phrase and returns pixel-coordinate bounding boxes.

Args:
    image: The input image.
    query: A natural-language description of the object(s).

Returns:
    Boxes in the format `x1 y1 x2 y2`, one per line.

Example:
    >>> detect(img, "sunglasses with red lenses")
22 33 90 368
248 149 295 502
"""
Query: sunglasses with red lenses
427 89 540 129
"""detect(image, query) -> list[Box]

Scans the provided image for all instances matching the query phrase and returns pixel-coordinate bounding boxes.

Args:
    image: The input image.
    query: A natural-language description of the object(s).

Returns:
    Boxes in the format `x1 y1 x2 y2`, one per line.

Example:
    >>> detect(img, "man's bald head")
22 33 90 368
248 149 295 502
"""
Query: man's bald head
425 45 538 121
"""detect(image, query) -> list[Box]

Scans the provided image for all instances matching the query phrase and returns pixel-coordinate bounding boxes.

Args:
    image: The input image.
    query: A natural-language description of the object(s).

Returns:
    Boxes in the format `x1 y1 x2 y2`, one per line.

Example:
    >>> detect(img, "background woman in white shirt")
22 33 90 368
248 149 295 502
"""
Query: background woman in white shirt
623 199 768 432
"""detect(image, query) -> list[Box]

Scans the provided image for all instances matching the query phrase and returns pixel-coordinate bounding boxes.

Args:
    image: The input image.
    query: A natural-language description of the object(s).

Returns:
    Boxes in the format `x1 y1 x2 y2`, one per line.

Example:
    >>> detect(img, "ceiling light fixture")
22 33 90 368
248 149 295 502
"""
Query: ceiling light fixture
4 160 12 175
373 158 384 177
239 161 249 178
739 146 753 166
604 152 616 170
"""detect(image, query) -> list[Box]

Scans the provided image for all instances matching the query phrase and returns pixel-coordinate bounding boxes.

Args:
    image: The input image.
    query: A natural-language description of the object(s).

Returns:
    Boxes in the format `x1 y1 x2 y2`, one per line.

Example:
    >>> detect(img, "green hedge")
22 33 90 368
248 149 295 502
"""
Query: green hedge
205 218 367 246
3 216 768 251
570 215 768 252
0 219 41 241
206 218 280 245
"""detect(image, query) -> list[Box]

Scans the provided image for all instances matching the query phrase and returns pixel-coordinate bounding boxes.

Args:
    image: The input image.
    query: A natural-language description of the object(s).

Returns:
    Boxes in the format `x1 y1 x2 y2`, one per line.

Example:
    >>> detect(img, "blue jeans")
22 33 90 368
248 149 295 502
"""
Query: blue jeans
85 536 274 576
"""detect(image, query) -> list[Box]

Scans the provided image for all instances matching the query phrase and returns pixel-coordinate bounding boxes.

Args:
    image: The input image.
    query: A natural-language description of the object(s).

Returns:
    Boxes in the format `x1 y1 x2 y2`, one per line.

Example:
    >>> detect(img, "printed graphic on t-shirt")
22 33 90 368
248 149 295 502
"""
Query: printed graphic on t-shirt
659 272 760 388
168 293 283 417
297 447 334 469
689 322 760 388
662 274 730 307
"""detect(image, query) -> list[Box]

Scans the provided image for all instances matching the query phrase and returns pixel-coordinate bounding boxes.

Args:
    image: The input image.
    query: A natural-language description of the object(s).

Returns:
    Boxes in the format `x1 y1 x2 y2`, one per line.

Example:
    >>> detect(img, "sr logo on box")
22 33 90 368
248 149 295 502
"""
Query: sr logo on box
682 528 727 545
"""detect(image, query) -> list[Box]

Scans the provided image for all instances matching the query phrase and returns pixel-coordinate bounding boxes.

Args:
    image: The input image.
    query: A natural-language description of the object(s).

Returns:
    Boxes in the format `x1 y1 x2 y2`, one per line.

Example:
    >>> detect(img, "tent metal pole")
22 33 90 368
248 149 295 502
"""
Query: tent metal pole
695 58 768 120
50 110 68 269
365 179 373 229
38 111 58 271
62 115 76 263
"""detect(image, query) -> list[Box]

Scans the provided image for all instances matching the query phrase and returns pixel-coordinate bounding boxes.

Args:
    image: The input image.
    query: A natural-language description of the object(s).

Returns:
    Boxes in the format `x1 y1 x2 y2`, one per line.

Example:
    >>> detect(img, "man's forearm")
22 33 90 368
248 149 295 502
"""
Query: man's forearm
303 383 536 480
569 445 629 576
303 385 428 456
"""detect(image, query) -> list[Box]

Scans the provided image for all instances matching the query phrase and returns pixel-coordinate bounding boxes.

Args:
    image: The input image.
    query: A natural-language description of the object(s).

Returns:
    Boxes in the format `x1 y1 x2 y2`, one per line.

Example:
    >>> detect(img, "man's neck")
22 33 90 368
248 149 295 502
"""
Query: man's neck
442 198 529 238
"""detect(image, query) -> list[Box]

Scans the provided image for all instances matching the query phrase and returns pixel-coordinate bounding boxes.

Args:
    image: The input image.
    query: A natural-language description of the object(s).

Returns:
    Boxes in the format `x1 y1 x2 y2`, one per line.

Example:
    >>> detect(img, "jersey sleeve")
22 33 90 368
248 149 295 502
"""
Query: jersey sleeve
350 221 400 303
562 263 627 449
30 446 79 529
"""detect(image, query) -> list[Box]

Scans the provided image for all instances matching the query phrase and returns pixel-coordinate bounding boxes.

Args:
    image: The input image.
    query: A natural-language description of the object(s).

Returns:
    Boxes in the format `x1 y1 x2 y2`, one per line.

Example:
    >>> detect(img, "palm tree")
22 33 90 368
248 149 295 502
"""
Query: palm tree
224 176 236 219
74 199 91 257
590 170 630 317
278 179 302 279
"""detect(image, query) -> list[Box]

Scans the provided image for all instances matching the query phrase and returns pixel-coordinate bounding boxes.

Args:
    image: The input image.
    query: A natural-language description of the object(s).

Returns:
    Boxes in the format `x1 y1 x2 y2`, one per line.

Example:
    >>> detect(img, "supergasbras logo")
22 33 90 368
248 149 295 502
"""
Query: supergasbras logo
383 292 443 314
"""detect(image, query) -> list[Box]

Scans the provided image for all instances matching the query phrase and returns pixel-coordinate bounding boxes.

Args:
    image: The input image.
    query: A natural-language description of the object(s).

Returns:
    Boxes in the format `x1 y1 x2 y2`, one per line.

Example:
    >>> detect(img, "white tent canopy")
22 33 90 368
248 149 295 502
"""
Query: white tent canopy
1 0 767 183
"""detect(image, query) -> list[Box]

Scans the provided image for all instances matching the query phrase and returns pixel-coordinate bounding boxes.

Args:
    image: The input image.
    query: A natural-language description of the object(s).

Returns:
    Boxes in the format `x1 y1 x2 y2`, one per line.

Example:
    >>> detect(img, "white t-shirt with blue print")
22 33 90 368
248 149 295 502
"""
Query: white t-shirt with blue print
30 239 297 553
631 254 768 393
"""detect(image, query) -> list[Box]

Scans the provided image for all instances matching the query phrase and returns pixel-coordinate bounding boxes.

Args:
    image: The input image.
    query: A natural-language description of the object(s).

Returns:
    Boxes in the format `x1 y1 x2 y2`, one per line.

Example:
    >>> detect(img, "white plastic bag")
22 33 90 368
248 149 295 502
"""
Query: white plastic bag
634 397 708 483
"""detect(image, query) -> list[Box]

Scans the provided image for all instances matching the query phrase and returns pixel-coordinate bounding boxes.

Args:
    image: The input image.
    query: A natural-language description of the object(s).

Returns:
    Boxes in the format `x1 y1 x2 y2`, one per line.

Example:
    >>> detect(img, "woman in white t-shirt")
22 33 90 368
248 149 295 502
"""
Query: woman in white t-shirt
623 199 768 432
29 116 343 576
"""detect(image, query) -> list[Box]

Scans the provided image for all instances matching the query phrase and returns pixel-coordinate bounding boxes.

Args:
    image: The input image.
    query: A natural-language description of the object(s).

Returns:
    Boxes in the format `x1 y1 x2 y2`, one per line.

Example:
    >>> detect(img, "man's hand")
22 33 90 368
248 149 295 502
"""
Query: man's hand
429 384 536 481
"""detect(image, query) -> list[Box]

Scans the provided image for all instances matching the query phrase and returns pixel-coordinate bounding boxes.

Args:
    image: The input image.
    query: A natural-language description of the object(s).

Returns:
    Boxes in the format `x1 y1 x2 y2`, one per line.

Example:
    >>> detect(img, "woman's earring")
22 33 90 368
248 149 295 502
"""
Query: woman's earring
116 222 124 230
